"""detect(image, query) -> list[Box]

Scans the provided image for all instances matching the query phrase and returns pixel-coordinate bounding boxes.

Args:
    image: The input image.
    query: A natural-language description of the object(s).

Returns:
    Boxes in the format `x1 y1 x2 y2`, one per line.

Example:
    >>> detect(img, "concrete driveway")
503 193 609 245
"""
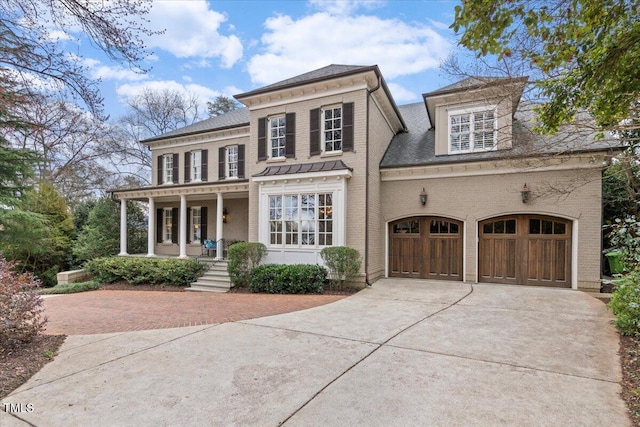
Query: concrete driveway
1 279 630 426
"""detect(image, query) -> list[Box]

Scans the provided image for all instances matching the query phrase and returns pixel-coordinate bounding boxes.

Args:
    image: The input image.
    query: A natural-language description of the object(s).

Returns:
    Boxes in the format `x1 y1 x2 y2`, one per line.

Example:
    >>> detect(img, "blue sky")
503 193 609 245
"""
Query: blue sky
77 0 461 120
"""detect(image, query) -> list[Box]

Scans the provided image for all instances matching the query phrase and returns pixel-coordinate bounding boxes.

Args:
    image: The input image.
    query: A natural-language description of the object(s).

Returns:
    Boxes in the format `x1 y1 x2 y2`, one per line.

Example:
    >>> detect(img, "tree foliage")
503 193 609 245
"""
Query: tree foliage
452 0 640 134
206 95 240 117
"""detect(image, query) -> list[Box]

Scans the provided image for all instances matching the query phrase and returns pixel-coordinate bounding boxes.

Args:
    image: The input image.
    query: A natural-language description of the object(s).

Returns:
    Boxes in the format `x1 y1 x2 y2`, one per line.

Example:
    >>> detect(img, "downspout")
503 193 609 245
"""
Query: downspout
364 75 382 286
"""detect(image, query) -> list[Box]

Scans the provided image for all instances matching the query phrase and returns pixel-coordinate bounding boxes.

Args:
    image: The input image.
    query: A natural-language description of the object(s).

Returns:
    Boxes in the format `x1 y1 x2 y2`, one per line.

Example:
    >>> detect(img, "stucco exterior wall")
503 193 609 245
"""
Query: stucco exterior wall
380 166 603 291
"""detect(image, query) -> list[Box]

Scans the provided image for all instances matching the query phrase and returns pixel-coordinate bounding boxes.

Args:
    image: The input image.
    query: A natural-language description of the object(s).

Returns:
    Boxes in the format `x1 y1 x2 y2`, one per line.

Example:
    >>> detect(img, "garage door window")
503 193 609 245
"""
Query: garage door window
393 220 419 234
430 220 459 234
529 219 567 235
482 219 516 234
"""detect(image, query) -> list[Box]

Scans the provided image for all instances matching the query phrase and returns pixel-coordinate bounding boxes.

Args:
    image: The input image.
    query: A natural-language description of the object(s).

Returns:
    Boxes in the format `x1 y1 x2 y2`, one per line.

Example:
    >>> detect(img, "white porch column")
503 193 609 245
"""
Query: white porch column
179 194 188 258
147 197 156 257
216 192 224 259
118 198 128 256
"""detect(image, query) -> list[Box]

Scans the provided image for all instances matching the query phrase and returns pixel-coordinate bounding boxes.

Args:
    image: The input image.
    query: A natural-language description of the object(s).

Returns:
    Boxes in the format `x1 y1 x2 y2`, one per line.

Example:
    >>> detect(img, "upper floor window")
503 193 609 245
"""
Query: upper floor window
323 105 342 152
163 154 173 184
449 108 497 153
227 145 238 178
191 150 202 181
269 116 286 158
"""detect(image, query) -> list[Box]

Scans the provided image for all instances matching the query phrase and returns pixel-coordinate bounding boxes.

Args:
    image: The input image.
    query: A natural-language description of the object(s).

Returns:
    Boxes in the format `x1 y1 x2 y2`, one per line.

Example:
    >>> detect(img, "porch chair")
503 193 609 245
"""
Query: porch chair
202 239 217 257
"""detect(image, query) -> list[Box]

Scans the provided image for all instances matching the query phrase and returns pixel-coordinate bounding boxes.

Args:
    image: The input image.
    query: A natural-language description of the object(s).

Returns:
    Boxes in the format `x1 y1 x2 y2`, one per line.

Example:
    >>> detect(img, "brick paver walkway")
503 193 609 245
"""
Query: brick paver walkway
42 290 345 335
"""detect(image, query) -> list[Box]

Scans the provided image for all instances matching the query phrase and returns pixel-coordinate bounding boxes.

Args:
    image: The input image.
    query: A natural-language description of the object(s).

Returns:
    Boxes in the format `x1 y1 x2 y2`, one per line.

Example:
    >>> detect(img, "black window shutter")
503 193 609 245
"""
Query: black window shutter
343 102 354 152
157 156 163 184
171 207 179 243
218 147 225 180
186 207 191 243
258 117 267 160
156 209 162 243
184 152 191 183
285 112 295 158
310 108 320 156
201 207 208 240
238 144 245 178
201 149 208 181
172 154 179 183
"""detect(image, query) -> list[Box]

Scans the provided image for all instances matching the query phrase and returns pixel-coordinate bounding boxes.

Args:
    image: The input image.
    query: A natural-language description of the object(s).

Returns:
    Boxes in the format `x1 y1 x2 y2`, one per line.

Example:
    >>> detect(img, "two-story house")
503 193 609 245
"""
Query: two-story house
111 64 615 291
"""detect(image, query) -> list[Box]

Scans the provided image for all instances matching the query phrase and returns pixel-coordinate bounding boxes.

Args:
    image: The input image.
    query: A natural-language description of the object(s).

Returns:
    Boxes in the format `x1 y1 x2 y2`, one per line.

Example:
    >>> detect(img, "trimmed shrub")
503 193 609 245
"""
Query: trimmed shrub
320 246 362 289
85 257 206 286
41 280 100 295
609 270 640 336
227 242 267 287
249 264 327 294
0 256 46 350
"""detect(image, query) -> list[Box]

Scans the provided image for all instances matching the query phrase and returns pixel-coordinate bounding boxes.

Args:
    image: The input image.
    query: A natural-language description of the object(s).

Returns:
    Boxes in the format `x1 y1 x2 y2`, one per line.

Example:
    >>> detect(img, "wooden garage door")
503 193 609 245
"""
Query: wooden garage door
389 217 463 281
479 215 571 287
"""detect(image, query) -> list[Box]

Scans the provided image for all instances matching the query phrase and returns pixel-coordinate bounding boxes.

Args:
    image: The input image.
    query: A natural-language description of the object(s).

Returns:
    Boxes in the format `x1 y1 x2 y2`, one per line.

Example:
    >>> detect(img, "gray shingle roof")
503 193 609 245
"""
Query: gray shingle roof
235 64 373 99
253 160 353 177
380 101 621 168
423 76 528 98
142 108 250 143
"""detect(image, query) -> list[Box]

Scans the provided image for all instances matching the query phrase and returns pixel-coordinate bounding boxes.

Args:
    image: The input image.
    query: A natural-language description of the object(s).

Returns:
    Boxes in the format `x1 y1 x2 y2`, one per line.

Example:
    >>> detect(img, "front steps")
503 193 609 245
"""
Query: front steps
186 260 231 293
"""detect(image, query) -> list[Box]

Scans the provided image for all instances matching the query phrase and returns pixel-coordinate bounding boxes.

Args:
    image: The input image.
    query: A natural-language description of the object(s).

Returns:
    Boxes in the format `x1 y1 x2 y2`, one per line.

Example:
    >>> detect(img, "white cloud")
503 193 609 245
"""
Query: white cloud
247 12 452 86
386 82 417 103
145 1 243 68
82 58 148 82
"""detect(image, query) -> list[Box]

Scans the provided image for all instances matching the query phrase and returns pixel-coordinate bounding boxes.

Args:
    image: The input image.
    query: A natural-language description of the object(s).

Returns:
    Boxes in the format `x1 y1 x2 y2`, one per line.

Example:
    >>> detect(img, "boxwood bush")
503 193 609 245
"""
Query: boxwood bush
609 270 640 336
85 257 206 286
227 242 267 287
320 246 362 289
249 264 327 294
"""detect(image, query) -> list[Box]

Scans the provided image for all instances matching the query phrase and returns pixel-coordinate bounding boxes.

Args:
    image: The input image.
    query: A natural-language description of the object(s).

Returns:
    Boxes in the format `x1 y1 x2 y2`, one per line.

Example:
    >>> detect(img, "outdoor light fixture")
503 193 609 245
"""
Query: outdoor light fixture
223 208 228 223
520 183 531 203
419 188 428 206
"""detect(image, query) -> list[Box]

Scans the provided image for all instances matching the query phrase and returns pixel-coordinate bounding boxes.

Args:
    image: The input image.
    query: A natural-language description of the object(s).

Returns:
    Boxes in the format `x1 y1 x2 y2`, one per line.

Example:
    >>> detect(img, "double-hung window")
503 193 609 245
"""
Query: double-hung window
163 208 173 243
191 150 202 181
268 193 333 247
190 207 202 243
227 146 238 178
449 107 497 153
163 154 173 184
269 116 286 158
322 105 342 152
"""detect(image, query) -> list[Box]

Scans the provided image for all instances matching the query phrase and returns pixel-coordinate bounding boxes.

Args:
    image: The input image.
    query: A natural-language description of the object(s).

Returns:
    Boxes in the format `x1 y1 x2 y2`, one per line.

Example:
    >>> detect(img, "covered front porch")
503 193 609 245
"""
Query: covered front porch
111 181 249 260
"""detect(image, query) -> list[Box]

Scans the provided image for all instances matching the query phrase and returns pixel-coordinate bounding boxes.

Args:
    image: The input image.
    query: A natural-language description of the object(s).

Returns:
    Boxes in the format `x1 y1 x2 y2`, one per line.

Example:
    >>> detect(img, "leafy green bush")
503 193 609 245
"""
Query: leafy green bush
249 264 326 294
607 216 640 271
320 246 362 289
41 280 100 295
227 242 267 287
0 256 46 350
85 257 206 286
609 271 640 336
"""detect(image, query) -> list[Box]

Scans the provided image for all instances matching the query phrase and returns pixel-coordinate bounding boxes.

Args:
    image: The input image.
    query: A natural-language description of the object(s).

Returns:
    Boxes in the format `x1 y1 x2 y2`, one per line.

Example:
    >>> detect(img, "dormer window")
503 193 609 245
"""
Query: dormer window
448 107 497 153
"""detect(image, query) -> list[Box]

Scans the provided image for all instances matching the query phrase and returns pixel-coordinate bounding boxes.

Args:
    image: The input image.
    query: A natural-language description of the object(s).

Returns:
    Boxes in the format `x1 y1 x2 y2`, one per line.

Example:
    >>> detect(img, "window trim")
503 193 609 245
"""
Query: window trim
321 104 343 154
162 208 173 243
226 145 239 179
268 115 286 159
190 150 202 182
447 105 498 154
190 206 202 244
163 154 173 185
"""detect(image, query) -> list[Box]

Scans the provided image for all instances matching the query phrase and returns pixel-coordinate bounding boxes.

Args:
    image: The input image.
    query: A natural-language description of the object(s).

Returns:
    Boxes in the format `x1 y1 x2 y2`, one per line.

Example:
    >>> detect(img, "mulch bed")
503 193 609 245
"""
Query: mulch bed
0 334 66 400
620 334 640 426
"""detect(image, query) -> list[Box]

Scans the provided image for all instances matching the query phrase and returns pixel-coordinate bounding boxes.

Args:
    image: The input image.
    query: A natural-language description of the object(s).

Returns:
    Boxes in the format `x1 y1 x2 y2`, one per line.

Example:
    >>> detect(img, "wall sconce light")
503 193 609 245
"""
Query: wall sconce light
419 188 428 206
520 183 531 203
222 208 228 223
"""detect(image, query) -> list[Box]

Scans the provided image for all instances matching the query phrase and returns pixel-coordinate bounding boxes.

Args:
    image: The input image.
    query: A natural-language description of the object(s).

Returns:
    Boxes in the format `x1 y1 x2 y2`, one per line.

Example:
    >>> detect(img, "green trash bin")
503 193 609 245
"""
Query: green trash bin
605 250 624 274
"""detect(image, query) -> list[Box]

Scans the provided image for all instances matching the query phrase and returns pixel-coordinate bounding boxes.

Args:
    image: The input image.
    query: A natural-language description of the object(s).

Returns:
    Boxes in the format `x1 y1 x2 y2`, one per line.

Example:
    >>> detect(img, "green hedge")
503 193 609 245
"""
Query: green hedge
320 246 361 289
228 242 267 287
609 271 640 336
249 264 327 294
85 257 206 286
41 280 100 295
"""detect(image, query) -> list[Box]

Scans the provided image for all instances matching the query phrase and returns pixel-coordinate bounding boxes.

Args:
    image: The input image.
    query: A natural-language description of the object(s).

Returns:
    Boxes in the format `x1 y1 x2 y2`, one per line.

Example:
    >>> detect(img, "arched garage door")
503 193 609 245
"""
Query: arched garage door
479 215 571 287
389 217 463 281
